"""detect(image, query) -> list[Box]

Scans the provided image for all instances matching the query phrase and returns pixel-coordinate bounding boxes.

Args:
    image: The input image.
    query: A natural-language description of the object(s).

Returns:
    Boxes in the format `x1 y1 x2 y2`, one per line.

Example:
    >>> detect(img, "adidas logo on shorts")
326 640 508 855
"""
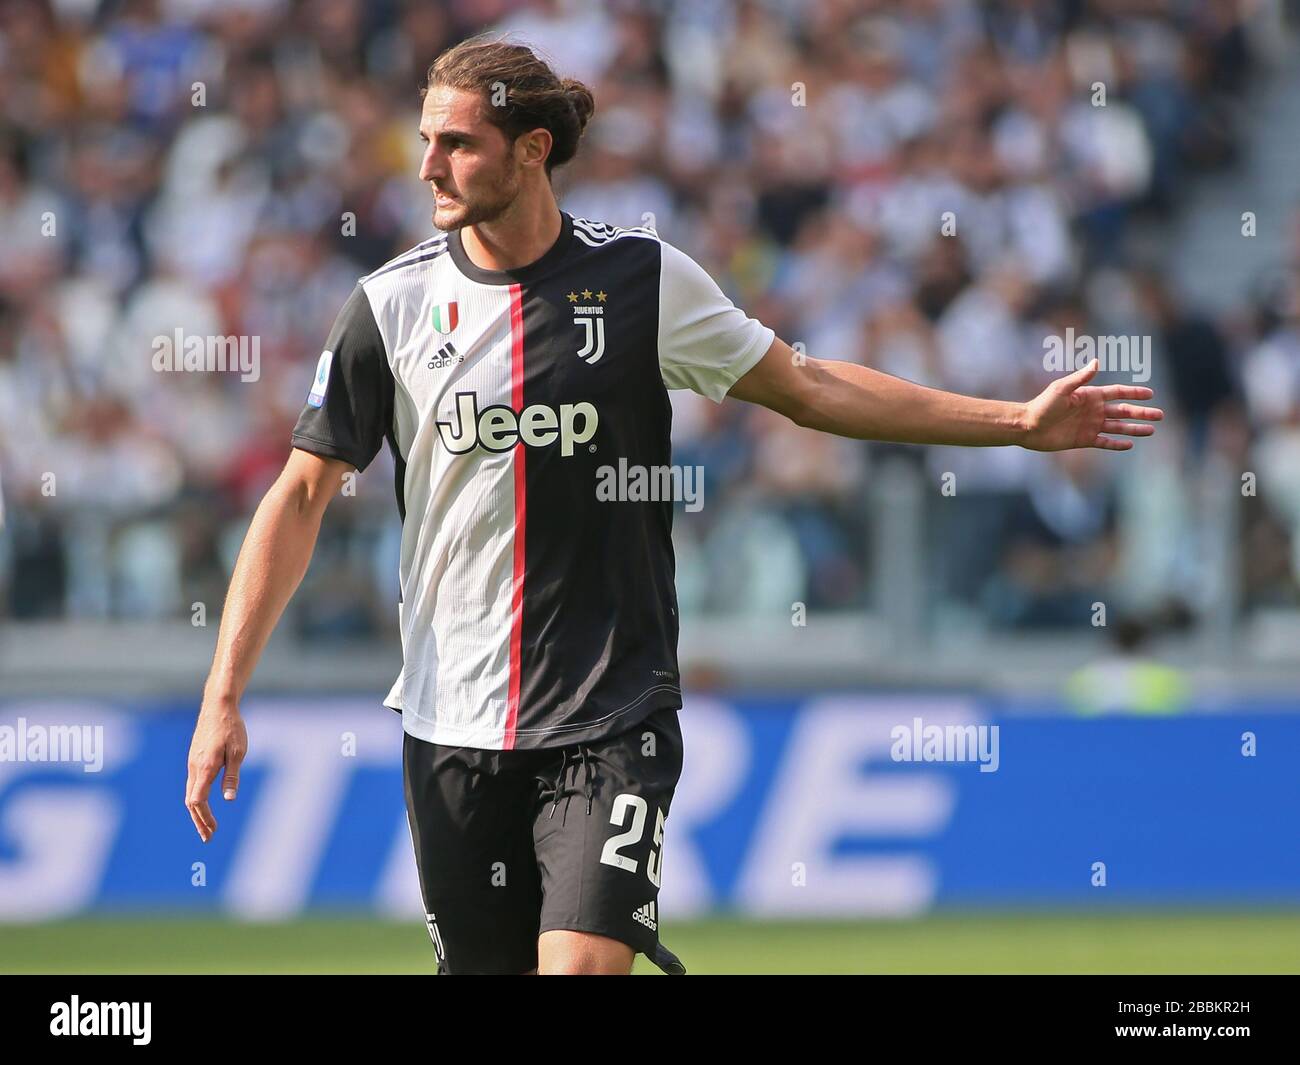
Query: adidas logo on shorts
424 912 446 962
631 901 657 931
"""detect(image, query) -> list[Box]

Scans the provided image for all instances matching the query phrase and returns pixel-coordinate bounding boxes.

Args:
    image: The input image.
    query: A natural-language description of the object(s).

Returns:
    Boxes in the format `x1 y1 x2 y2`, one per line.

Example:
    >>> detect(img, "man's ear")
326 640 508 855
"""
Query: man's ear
517 127 553 170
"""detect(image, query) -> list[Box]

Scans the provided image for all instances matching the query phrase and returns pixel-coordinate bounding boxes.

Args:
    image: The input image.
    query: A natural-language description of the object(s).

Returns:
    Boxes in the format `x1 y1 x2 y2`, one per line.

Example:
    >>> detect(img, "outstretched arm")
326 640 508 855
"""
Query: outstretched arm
728 338 1162 451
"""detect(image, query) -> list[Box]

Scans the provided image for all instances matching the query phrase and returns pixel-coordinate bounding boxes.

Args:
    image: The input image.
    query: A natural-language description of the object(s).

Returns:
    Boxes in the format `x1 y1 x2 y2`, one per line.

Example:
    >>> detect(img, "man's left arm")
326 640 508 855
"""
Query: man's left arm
727 337 1163 452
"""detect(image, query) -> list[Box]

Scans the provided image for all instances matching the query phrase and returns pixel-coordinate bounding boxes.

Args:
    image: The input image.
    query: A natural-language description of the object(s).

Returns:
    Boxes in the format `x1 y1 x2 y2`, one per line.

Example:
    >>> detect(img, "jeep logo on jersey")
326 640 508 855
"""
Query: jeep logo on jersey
437 392 598 457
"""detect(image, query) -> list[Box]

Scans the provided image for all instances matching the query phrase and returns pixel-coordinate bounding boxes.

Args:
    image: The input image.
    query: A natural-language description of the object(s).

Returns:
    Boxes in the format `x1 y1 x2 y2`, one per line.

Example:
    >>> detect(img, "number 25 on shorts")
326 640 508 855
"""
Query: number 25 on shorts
599 793 667 888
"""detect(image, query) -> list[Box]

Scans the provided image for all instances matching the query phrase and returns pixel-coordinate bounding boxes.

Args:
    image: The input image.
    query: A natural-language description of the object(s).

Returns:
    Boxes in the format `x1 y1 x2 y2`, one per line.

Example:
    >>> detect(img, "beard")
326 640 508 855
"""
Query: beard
431 165 519 231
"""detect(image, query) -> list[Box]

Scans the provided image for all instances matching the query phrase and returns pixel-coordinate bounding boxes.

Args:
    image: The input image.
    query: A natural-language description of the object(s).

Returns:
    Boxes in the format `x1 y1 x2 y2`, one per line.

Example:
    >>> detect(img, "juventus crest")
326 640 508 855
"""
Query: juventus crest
567 288 607 364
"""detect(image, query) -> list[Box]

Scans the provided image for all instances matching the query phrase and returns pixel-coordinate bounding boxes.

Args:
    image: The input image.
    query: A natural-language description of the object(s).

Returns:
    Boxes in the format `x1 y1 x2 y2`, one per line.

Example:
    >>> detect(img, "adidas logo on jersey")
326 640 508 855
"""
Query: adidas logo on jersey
437 391 598 457
427 340 463 370
631 901 657 931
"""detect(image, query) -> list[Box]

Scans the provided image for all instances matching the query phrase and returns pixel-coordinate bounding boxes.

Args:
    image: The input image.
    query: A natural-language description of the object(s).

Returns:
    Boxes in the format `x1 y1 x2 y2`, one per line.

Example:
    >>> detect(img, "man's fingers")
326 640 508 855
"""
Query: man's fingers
1093 435 1134 451
1104 402 1163 421
1102 420 1156 436
186 760 221 841
186 759 219 804
222 745 246 801
185 784 216 841
1099 384 1154 401
188 799 216 842
1057 358 1099 392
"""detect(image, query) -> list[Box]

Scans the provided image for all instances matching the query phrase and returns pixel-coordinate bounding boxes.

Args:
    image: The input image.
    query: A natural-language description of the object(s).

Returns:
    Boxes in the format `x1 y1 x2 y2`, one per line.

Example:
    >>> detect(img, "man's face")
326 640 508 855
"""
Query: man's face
419 85 520 230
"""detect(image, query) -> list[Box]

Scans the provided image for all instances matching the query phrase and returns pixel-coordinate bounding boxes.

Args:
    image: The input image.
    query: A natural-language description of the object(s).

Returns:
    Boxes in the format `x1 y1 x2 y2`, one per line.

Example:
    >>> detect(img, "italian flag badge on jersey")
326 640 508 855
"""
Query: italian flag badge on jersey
432 301 458 333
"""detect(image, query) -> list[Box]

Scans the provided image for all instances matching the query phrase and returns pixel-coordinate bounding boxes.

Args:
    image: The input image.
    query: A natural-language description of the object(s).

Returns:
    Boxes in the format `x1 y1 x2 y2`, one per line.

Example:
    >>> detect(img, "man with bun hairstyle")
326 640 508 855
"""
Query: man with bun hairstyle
185 34 1162 975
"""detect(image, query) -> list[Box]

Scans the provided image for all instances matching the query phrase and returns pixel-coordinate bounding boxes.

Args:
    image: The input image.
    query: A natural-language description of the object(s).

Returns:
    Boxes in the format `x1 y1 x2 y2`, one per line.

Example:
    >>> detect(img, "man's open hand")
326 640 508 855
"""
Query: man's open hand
1022 359 1164 452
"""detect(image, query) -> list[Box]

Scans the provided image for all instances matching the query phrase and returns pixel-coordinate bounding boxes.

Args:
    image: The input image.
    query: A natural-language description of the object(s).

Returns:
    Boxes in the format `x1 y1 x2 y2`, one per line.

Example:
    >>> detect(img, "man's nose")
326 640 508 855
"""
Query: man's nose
419 144 446 183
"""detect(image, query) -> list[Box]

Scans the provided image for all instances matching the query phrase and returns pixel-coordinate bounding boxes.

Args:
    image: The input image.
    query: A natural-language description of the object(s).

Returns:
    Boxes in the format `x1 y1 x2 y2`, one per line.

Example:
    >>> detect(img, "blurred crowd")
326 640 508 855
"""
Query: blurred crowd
0 0 1296 637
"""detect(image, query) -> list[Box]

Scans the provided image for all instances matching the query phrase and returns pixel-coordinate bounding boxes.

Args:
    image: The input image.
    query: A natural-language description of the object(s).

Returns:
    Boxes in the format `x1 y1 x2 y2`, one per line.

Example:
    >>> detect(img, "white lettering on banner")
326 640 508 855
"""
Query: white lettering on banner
655 697 751 917
0 697 987 920
375 811 426 917
737 698 972 916
0 706 131 919
223 703 402 919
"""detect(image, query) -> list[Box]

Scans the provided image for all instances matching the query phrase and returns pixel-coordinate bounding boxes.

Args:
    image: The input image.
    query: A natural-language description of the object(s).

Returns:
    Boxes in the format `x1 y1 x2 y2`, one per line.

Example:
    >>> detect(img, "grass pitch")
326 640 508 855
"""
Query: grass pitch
1 911 1296 974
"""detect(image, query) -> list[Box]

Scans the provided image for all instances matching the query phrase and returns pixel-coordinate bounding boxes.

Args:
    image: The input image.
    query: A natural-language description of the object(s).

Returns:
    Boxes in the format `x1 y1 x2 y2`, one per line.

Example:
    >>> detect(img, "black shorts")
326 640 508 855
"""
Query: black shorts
402 705 686 975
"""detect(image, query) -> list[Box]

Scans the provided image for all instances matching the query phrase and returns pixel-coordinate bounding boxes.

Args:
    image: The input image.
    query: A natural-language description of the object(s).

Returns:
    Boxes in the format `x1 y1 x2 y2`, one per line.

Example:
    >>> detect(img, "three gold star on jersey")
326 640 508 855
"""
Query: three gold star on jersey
567 290 607 302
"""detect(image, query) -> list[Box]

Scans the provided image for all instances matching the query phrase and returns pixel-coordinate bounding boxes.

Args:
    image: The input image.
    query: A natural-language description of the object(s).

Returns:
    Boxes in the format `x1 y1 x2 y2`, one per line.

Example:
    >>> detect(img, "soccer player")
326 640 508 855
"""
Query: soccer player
184 35 1162 975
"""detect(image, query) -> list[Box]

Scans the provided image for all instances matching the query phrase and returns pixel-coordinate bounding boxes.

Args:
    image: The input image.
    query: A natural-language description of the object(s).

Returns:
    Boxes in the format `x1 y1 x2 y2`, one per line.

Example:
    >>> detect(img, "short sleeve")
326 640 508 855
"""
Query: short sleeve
291 283 392 472
657 240 775 403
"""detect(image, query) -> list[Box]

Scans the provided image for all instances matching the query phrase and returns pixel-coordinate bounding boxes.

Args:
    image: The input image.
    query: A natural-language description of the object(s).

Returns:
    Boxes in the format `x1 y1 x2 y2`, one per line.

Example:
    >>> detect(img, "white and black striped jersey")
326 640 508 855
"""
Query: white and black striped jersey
291 211 774 749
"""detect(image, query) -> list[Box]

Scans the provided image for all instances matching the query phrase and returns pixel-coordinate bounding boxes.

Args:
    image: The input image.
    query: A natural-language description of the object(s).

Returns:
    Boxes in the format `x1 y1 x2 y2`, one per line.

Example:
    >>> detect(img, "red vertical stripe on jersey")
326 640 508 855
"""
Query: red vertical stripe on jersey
504 284 526 749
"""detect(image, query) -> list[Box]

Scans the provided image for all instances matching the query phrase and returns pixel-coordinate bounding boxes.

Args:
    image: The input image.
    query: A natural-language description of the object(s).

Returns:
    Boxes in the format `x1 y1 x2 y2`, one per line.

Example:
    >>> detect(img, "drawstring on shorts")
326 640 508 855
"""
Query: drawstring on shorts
542 744 595 821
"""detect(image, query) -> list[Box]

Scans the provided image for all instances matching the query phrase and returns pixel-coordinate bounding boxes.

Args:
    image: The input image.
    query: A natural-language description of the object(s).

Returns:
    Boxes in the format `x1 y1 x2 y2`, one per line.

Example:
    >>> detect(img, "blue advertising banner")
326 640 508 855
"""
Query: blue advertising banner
0 695 1296 920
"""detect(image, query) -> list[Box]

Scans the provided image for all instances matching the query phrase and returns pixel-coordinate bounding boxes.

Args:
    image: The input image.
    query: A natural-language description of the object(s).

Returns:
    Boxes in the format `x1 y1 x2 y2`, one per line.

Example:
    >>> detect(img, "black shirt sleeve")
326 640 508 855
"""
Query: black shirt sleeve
291 283 392 472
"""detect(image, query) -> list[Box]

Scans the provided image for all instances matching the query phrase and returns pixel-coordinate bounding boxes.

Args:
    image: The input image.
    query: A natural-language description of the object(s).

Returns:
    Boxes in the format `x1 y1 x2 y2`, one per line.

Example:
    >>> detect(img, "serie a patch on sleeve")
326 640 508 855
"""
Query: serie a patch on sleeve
308 349 333 407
